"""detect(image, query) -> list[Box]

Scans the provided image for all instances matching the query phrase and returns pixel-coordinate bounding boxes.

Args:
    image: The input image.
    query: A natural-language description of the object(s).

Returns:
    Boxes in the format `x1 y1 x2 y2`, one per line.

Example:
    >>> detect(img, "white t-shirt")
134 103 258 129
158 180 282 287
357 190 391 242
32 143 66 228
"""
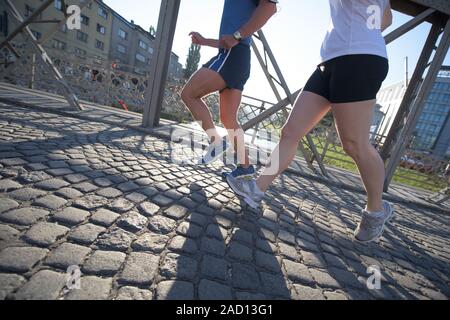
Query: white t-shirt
320 0 389 63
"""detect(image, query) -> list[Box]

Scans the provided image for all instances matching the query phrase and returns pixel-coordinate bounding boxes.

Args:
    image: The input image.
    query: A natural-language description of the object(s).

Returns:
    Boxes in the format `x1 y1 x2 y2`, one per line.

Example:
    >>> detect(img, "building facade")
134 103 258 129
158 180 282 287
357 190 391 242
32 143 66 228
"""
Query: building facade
0 0 114 62
1 0 182 78
413 68 450 157
376 67 450 158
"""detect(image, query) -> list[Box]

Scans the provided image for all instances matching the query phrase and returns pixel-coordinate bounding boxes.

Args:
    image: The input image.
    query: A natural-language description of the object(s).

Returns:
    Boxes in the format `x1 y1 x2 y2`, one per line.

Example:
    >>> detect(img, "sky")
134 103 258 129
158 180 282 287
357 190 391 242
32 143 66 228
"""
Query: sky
104 0 450 102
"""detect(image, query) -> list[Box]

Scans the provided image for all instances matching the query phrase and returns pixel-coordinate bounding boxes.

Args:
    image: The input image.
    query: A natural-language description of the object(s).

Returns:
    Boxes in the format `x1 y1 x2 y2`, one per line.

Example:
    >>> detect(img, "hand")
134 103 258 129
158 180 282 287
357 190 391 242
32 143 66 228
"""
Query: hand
189 32 206 46
220 35 239 50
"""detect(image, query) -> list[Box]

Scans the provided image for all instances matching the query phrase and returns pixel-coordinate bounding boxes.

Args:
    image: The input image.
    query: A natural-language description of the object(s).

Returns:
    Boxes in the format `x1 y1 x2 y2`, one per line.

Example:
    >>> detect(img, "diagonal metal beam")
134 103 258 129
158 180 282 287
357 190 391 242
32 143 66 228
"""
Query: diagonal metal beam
39 0 94 45
384 18 450 191
381 22 442 161
384 7 436 44
250 31 329 176
0 0 54 50
4 0 83 111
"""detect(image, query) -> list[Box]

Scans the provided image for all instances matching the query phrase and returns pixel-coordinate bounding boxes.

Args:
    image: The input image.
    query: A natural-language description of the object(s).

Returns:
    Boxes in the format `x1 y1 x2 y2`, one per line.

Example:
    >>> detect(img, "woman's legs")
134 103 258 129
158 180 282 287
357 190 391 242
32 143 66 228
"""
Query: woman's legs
181 68 227 144
332 100 385 212
256 91 331 192
220 89 250 168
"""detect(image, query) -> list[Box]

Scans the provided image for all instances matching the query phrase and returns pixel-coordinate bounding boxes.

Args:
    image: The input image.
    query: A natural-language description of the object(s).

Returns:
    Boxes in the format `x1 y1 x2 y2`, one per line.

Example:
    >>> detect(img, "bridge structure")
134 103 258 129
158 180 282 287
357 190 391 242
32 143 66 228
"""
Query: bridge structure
1 0 449 191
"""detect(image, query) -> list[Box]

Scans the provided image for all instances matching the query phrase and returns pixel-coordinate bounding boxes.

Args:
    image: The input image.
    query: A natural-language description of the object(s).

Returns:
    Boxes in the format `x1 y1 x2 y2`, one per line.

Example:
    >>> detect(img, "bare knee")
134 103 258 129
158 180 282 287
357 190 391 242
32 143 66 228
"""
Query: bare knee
342 139 369 160
180 85 201 105
180 87 192 104
221 113 239 129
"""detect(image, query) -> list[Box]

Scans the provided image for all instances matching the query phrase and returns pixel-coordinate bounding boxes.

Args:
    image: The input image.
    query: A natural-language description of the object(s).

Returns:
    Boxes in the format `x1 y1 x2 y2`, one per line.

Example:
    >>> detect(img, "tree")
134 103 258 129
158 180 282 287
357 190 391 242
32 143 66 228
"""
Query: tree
184 44 201 79
149 25 156 37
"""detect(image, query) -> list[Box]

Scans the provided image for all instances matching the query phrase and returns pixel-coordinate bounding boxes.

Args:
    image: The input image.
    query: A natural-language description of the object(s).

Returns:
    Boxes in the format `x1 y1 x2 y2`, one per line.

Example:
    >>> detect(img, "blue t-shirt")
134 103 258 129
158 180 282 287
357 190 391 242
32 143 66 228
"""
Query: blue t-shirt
219 0 277 46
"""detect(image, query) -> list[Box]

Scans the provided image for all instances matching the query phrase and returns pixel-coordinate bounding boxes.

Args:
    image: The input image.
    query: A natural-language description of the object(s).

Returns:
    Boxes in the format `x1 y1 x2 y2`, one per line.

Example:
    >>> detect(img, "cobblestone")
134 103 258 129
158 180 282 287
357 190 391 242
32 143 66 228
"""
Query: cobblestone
201 255 229 281
13 270 66 300
68 223 106 245
96 227 135 252
0 106 448 300
0 198 19 213
0 207 49 226
0 246 48 273
148 215 177 234
82 250 126 276
33 195 67 210
156 280 194 300
168 236 198 256
65 276 112 300
90 208 120 227
54 207 90 226
117 211 148 233
118 252 159 286
0 273 26 299
116 286 153 300
8 188 46 202
160 253 198 281
132 232 169 253
199 279 232 300
45 242 91 269
23 222 70 247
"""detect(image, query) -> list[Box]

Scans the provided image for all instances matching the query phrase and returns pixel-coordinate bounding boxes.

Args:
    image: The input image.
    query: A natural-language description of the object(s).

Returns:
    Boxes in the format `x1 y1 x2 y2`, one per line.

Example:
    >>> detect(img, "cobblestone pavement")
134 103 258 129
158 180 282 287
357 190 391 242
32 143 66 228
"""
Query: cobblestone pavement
0 104 449 300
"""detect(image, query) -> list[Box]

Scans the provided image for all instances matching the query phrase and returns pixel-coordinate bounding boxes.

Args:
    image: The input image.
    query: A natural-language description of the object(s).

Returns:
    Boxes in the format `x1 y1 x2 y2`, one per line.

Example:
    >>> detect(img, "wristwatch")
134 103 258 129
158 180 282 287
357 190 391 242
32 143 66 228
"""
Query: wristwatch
233 31 243 41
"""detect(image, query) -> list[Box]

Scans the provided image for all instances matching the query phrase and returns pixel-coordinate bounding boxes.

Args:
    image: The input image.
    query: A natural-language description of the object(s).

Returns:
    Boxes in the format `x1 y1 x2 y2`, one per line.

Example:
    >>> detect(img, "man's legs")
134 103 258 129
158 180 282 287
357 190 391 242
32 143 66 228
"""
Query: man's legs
220 88 250 168
181 68 227 144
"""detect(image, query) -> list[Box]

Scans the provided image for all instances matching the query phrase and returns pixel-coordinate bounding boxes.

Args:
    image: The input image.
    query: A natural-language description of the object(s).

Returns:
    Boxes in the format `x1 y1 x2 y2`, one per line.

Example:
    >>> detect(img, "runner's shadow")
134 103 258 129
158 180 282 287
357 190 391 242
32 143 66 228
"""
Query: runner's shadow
164 182 291 300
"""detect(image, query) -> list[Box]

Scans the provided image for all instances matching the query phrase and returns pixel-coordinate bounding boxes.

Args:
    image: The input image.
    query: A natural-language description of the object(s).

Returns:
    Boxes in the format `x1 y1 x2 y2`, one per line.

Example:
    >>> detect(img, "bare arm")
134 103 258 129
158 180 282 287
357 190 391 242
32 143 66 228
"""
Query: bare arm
381 1 393 32
221 0 278 49
239 0 278 39
189 32 220 48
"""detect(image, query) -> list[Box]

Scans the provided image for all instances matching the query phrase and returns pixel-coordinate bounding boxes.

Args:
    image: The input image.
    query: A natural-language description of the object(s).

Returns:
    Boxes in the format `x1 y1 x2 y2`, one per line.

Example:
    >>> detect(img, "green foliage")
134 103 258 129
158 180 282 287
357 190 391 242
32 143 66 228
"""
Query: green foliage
149 25 156 37
184 44 201 79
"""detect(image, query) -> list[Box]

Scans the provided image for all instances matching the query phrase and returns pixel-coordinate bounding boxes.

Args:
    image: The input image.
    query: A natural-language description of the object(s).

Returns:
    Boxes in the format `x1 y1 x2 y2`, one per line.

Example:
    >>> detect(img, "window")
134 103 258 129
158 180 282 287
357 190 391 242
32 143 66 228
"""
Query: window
25 5 35 17
98 7 108 19
139 40 148 50
75 48 87 57
55 0 63 11
96 23 106 34
118 28 128 40
136 53 146 63
0 11 7 37
95 40 105 51
117 44 127 54
77 30 88 42
81 15 89 26
31 29 42 40
148 47 154 54
61 24 67 33
52 39 66 50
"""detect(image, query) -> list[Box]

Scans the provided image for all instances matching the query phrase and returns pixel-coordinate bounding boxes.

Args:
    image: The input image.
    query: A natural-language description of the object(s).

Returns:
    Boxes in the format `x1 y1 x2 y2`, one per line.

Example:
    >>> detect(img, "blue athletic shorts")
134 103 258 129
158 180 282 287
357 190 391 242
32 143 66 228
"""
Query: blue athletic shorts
203 43 251 92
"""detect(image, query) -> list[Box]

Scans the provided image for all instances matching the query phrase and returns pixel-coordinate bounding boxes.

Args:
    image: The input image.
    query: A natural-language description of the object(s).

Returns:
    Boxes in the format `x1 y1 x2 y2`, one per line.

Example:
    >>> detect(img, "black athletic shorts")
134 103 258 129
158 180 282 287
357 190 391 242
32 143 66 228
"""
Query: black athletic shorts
203 43 251 92
304 54 389 103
